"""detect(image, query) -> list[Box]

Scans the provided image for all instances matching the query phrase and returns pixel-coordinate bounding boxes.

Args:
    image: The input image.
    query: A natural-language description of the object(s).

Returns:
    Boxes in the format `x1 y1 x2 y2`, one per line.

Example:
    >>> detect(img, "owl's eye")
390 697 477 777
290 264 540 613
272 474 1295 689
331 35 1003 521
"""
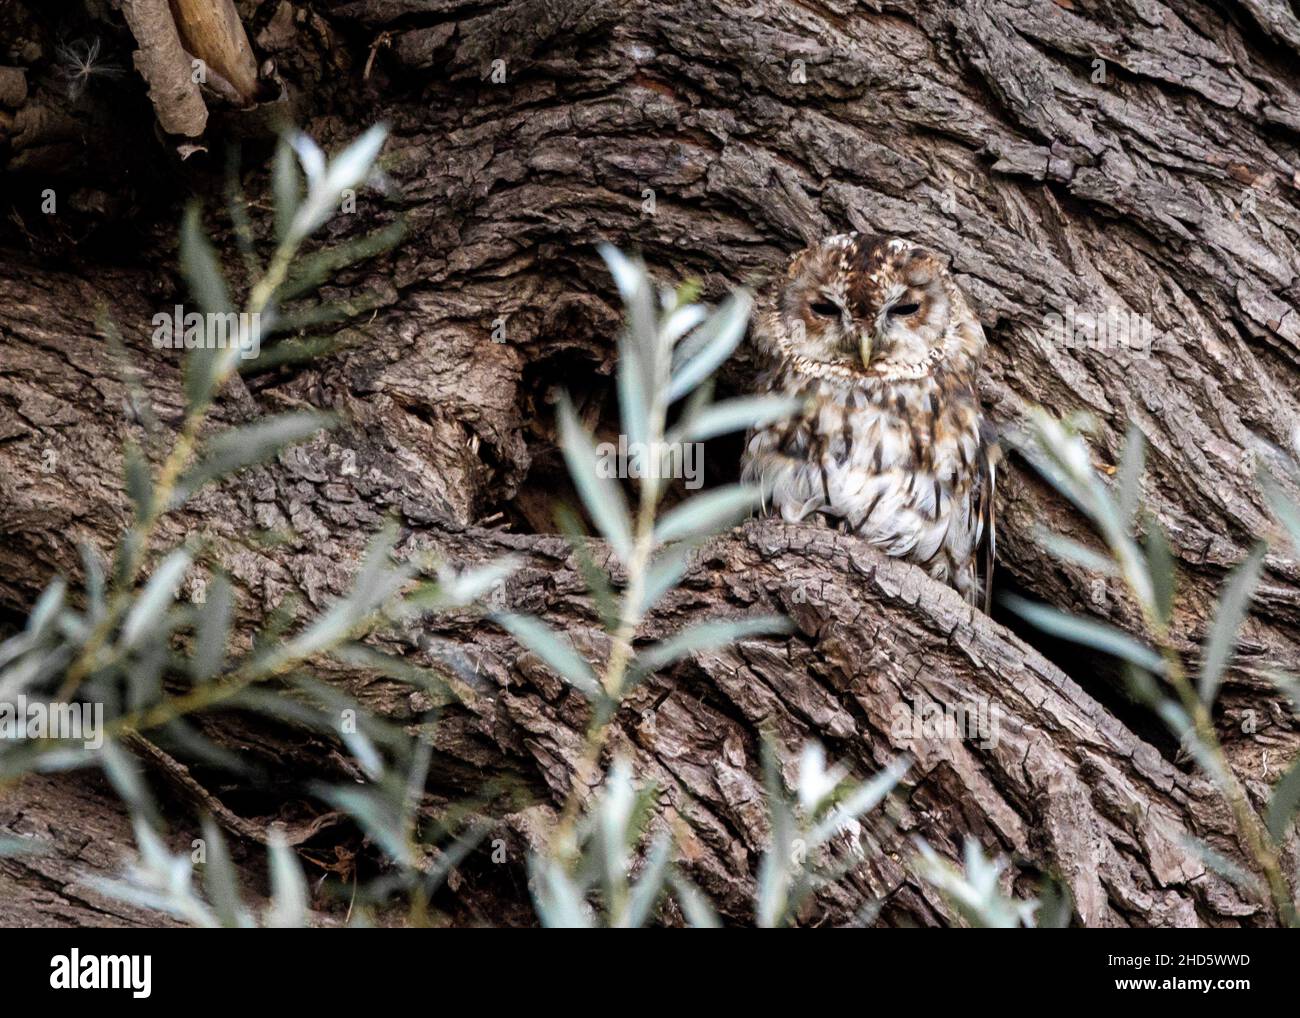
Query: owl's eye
809 299 839 317
889 301 921 317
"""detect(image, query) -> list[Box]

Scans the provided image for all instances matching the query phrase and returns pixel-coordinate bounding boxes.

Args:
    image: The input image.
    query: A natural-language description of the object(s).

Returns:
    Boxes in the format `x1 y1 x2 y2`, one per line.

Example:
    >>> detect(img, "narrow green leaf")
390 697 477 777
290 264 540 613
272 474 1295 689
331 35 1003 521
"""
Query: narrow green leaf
755 740 796 928
1266 756 1300 842
340 725 384 781
123 441 154 523
174 412 335 506
556 393 633 562
155 719 257 777
667 292 752 403
80 544 106 620
669 872 721 928
1120 662 1163 706
1033 877 1074 928
637 614 792 674
600 245 657 448
809 758 908 846
99 742 156 825
674 394 800 443
669 377 714 446
1176 834 1265 897
130 816 172 873
495 613 602 700
347 523 410 611
315 784 409 866
329 643 454 702
1198 544 1266 705
275 221 407 304
272 135 301 245
192 572 233 682
0 836 49 859
620 832 672 928
654 484 758 544
179 204 232 411
287 124 388 244
597 756 636 899
1144 519 1176 626
121 549 191 649
237 333 353 375
1265 670 1300 718
1156 701 1229 787
530 855 595 928
661 303 707 348
555 504 619 631
599 245 655 346
179 204 232 315
422 822 488 897
638 543 695 615
201 815 252 928
1262 473 1300 553
1003 595 1165 674
266 836 309 928
436 557 520 608
223 145 260 279
617 338 651 451
282 553 395 659
283 603 363 666
26 577 66 639
127 638 167 713
1024 411 1132 566
1035 530 1118 576
1116 424 1145 525
916 837 1037 928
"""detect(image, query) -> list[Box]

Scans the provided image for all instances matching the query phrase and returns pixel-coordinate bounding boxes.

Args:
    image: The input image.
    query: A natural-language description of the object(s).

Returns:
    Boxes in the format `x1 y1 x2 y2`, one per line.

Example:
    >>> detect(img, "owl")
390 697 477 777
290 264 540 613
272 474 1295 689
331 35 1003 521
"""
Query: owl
741 233 996 608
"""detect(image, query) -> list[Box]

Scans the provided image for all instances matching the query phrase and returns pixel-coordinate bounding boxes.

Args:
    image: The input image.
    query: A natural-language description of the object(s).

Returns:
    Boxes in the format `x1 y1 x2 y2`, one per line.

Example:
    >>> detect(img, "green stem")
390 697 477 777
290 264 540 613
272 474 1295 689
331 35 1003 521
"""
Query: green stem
550 368 670 864
1148 622 1294 926
1138 598 1289 925
57 238 300 701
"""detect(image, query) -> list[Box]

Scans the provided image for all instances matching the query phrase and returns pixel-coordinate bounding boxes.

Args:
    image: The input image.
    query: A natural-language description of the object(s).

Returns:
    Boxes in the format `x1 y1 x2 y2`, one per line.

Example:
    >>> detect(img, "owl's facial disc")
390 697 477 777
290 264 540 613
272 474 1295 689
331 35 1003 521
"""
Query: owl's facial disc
777 266 860 366
853 244 952 371
862 294 928 364
871 279 948 366
773 234 957 374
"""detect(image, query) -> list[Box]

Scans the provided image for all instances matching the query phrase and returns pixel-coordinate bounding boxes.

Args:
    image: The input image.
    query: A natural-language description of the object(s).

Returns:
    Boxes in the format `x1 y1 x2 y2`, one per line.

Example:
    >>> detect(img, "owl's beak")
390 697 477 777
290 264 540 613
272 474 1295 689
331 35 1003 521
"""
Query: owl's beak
858 333 873 368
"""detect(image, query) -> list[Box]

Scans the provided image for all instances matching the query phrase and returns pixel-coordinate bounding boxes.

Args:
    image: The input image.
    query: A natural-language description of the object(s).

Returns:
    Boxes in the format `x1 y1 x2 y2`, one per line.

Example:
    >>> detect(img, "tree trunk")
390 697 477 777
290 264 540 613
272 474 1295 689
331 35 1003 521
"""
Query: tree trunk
3 0 1300 926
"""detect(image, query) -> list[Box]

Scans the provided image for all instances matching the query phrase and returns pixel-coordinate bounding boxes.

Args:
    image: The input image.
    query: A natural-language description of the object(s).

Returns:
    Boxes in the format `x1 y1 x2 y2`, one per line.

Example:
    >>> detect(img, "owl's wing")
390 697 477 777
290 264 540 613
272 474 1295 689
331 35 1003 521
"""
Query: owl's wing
976 420 1001 614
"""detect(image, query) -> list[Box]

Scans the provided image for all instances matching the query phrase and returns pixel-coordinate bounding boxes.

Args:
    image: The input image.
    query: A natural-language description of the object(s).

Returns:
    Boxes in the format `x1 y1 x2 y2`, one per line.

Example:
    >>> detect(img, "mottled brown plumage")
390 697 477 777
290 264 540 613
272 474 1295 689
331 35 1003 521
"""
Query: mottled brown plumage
741 234 996 607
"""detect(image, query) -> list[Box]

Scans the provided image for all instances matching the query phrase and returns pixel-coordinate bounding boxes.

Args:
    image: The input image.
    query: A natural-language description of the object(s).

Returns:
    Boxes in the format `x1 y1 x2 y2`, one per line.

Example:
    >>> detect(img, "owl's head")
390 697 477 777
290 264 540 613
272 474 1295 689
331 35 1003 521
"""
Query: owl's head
762 233 981 379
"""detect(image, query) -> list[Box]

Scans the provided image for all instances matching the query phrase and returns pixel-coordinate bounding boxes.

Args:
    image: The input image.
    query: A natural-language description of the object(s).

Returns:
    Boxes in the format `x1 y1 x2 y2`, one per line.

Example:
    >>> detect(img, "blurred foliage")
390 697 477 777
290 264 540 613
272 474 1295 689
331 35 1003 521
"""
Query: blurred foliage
1008 410 1300 925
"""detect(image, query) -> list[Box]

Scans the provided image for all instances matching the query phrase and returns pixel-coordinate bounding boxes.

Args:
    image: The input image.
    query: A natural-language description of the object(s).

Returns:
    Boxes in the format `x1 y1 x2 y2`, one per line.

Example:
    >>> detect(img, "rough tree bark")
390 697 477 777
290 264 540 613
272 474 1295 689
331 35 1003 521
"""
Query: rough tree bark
2 0 1300 926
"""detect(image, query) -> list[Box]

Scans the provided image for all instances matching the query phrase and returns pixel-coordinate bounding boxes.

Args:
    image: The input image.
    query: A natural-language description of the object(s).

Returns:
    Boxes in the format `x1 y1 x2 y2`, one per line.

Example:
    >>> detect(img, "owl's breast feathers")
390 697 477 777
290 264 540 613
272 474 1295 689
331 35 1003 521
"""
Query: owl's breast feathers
742 353 993 607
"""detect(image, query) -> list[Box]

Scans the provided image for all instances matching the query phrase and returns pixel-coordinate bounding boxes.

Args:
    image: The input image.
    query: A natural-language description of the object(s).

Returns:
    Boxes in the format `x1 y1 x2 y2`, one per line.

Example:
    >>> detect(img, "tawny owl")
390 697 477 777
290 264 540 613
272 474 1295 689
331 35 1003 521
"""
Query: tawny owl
741 233 996 608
